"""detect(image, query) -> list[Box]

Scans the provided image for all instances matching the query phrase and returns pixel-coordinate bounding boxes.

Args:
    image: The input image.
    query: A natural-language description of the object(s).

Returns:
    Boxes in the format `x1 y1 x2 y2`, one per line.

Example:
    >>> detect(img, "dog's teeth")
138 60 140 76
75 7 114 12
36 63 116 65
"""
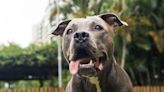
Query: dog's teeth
98 64 103 70
80 64 84 67
80 60 94 68
89 60 93 64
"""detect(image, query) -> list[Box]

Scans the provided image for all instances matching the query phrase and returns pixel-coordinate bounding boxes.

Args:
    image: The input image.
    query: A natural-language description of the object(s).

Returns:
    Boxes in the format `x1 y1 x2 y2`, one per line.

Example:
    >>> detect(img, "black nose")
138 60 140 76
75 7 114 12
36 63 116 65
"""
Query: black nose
74 32 89 43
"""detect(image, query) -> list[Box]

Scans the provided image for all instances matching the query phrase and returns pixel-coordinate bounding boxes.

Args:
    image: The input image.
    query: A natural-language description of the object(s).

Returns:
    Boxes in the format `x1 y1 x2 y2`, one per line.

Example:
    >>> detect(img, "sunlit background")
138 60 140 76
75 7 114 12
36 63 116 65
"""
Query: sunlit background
0 0 48 47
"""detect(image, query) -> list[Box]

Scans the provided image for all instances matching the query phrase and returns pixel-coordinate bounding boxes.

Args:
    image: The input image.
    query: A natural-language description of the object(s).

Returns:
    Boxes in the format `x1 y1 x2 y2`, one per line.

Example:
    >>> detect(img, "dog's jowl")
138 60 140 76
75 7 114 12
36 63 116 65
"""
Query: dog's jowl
52 13 133 92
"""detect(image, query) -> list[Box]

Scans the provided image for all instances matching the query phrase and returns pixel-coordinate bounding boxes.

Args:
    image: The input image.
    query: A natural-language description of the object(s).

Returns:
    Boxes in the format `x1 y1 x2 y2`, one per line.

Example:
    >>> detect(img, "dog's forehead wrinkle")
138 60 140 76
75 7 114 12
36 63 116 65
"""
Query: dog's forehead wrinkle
69 17 108 31
86 16 109 30
69 19 87 29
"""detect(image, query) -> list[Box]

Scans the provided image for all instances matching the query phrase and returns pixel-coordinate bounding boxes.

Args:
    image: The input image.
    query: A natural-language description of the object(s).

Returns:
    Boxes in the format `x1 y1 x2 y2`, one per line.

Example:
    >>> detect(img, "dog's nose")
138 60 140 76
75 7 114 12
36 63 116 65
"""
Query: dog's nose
74 32 89 42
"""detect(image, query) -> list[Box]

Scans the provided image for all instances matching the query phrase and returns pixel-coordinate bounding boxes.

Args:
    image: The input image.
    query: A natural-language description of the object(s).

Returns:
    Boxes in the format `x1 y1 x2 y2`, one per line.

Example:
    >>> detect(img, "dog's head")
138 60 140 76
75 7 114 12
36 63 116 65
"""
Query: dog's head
52 13 127 77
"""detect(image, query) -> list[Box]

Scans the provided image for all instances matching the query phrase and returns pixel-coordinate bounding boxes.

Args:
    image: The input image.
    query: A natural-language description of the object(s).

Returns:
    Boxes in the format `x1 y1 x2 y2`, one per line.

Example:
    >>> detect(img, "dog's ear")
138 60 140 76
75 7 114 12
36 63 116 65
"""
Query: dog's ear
99 13 128 27
51 20 71 36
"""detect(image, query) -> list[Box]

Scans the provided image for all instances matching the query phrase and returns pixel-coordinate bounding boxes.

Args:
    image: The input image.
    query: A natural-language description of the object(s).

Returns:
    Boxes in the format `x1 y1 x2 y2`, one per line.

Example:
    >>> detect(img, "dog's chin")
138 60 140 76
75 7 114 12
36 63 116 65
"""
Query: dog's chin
68 53 106 77
78 66 98 77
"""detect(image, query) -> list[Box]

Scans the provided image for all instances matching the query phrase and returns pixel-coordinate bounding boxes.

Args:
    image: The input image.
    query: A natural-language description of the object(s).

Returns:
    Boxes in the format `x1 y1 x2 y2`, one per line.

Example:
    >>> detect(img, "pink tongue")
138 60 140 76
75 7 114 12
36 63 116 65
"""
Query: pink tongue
69 61 80 75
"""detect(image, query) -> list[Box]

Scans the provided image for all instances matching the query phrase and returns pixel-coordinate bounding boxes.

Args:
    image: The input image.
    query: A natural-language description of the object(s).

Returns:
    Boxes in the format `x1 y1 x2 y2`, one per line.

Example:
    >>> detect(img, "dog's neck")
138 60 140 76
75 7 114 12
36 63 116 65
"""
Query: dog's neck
97 55 117 92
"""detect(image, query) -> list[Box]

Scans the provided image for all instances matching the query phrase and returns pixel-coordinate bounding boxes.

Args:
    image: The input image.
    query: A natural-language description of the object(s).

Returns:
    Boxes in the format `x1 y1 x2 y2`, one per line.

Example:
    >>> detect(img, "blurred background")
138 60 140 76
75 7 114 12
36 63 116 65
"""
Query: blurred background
0 0 163 92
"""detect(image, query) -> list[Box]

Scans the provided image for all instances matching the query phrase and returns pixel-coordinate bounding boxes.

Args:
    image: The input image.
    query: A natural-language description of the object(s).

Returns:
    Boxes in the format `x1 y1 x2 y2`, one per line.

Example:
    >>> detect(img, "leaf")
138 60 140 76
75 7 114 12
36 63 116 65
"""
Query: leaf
136 39 151 51
149 30 164 53
126 33 132 43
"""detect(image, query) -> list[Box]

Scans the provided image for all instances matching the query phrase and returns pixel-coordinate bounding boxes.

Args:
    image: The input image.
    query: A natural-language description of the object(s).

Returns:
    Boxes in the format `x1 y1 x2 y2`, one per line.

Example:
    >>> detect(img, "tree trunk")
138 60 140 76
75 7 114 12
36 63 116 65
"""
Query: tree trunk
39 80 44 87
121 38 126 68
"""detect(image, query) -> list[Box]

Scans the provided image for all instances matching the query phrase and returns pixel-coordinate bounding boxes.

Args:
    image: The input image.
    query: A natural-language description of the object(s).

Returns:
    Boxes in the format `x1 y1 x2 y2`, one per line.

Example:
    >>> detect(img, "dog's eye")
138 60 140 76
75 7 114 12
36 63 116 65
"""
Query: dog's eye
95 25 103 31
66 29 73 34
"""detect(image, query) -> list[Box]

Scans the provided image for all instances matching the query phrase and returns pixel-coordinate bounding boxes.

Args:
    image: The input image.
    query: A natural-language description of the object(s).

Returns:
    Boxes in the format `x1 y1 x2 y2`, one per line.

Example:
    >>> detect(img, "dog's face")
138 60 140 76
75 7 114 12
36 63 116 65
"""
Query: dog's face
52 13 127 77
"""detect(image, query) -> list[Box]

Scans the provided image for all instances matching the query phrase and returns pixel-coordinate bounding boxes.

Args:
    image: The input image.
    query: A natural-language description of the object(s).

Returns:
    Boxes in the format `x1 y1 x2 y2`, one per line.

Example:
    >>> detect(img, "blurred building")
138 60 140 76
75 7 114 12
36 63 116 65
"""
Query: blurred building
32 1 54 44
32 23 42 43
32 0 66 44
32 20 51 43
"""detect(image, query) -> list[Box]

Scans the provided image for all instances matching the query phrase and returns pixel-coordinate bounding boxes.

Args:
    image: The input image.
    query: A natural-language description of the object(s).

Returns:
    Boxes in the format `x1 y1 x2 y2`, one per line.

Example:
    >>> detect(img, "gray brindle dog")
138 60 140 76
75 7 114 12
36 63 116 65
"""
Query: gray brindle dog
52 13 133 92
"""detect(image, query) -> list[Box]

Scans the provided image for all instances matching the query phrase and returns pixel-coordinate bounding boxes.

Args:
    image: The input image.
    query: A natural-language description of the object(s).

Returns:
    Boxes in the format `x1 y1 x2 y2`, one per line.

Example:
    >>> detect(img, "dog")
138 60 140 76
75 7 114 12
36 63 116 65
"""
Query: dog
52 13 133 92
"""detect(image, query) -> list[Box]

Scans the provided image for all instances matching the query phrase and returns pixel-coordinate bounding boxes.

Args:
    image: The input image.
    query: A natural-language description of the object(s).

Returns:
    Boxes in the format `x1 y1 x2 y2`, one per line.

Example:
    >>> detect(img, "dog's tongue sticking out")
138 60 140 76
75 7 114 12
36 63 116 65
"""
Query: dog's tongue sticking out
69 61 80 75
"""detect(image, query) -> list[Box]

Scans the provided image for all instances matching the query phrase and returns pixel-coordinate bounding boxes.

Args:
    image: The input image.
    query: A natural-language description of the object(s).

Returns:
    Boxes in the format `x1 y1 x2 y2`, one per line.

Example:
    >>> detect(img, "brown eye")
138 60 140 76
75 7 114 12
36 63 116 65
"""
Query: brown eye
66 29 73 34
95 25 103 31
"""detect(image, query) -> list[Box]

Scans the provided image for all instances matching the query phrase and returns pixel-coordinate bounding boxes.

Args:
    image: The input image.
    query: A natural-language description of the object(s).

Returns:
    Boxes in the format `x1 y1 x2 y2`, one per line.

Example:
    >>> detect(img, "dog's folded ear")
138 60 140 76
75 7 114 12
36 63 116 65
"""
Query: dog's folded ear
99 13 128 27
51 20 71 36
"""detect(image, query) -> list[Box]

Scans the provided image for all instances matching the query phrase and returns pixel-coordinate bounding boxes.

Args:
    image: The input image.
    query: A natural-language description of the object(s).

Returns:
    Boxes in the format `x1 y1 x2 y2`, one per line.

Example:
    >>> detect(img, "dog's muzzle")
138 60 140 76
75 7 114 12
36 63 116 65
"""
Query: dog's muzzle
68 31 107 77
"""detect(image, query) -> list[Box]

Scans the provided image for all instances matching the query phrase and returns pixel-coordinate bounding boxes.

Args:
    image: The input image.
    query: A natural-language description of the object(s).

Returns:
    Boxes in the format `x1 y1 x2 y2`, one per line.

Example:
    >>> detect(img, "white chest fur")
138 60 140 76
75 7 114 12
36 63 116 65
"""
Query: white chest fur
89 77 102 92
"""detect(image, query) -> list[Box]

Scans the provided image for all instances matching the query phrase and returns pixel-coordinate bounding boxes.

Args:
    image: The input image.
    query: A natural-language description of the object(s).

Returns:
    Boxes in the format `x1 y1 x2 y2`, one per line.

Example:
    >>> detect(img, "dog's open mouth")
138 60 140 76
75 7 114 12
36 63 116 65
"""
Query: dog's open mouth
69 53 106 76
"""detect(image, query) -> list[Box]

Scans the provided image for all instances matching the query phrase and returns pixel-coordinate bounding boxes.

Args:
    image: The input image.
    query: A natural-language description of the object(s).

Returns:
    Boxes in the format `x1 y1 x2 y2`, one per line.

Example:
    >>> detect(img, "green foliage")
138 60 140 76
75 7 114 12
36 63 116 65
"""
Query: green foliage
0 41 58 66
0 43 23 59
14 80 40 88
53 70 71 87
